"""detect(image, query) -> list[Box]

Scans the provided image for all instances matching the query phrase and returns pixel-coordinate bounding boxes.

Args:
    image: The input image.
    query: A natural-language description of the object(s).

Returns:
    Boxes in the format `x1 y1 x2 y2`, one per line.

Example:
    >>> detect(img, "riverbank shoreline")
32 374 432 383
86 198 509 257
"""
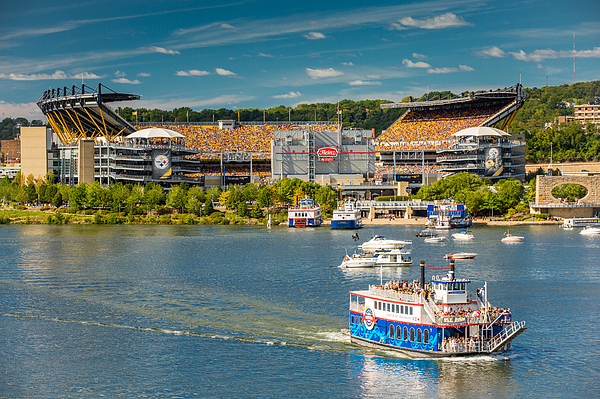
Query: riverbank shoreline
327 218 561 227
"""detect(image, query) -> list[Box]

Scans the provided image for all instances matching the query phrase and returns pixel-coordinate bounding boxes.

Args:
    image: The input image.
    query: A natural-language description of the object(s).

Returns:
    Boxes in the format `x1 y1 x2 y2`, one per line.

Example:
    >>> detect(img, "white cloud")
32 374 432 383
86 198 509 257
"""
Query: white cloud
221 23 235 29
0 70 102 81
303 31 326 40
508 47 600 62
272 91 302 99
390 13 471 30
175 70 210 77
114 70 126 77
306 67 344 79
147 46 180 55
402 59 431 68
258 52 275 58
474 46 506 58
412 53 427 59
427 65 474 74
137 72 151 77
366 75 380 79
348 80 382 86
509 47 600 62
0 101 45 121
215 68 236 76
111 78 141 84
342 62 354 66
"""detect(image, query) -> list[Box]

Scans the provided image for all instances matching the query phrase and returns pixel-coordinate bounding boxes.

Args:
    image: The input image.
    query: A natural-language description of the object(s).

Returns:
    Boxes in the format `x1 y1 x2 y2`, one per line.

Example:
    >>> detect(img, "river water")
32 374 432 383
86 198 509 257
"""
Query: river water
0 223 599 398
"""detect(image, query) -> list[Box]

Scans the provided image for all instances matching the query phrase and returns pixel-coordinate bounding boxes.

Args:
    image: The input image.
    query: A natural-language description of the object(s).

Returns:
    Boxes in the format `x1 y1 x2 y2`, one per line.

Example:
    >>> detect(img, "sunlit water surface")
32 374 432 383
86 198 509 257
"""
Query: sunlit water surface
1 224 599 398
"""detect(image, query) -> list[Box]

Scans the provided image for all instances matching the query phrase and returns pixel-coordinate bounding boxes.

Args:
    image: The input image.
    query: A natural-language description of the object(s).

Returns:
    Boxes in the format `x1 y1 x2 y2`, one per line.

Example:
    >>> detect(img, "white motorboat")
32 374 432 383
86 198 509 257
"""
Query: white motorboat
339 248 413 268
580 226 600 235
359 235 412 250
424 236 447 243
452 230 474 240
501 233 524 242
339 253 377 268
374 249 412 267
444 253 477 260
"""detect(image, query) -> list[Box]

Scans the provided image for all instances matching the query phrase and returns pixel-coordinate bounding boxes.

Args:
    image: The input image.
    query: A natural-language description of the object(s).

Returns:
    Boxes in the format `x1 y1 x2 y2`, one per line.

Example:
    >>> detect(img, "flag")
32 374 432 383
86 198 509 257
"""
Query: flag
132 111 137 116
366 108 370 114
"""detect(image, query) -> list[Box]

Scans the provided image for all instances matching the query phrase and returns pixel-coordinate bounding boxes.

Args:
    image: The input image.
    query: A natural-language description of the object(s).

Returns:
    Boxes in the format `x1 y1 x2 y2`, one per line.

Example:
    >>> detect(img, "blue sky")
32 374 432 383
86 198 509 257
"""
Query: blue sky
1 0 599 121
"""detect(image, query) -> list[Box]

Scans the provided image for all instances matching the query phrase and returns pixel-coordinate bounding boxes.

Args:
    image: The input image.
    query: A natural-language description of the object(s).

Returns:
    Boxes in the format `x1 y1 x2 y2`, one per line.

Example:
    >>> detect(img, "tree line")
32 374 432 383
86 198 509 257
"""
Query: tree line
0 173 337 225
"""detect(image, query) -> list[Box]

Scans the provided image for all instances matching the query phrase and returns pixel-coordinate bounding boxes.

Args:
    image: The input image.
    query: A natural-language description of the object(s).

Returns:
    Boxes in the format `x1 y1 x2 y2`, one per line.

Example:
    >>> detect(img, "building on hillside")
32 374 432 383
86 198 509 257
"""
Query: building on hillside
271 127 375 184
574 104 600 127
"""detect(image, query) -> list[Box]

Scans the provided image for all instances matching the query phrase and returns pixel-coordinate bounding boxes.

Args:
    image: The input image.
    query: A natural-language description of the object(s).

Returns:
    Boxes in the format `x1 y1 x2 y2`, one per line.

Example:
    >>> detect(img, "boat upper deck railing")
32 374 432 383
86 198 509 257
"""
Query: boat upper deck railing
369 285 420 303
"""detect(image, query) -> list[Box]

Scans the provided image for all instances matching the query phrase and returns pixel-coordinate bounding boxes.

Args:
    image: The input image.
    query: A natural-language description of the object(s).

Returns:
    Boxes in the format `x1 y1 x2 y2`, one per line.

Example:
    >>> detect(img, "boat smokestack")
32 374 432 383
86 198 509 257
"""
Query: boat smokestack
420 259 425 288
449 260 455 280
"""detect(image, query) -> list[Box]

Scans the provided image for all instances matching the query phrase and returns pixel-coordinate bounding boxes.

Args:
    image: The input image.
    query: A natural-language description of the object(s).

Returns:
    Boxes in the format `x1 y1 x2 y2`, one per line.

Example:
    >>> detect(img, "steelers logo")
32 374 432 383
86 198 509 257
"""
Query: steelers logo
154 155 169 170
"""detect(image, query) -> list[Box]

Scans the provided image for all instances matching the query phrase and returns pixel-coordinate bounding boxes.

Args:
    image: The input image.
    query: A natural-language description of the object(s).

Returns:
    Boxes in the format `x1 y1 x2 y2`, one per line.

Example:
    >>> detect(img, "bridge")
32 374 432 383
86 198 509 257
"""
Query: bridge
530 176 600 218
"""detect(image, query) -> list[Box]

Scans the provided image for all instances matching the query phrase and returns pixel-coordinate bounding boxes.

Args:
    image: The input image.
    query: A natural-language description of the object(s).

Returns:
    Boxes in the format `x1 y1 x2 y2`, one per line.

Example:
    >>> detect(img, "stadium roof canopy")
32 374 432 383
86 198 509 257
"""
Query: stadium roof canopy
37 83 140 143
380 83 527 111
452 126 510 137
126 128 184 139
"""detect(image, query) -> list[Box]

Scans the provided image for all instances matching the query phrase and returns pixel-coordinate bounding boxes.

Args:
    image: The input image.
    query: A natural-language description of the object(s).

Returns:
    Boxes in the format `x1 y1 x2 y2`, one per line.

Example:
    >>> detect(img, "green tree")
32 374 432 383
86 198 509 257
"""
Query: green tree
69 184 88 211
167 186 187 212
52 191 63 208
185 196 201 215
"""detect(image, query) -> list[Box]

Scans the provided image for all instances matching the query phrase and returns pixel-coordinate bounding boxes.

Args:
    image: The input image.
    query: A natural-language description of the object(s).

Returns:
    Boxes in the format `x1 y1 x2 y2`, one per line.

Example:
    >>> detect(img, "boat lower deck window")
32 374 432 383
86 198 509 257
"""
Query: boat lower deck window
417 328 422 343
424 329 429 344
396 325 402 340
410 328 415 342
403 327 408 341
389 325 394 339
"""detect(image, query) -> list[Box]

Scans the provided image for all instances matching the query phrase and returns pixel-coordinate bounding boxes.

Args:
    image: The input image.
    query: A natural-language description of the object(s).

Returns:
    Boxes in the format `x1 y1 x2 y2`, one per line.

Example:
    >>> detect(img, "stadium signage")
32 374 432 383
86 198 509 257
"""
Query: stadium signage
316 146 339 161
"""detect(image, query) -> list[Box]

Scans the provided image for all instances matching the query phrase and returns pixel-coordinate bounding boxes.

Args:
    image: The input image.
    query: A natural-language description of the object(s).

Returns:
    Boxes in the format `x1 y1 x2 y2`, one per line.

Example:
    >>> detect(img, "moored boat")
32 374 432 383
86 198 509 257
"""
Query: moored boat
416 229 438 238
424 236 447 243
288 198 322 228
359 235 412 251
347 260 526 357
501 233 524 242
339 249 412 268
339 253 377 268
452 230 475 240
331 201 363 229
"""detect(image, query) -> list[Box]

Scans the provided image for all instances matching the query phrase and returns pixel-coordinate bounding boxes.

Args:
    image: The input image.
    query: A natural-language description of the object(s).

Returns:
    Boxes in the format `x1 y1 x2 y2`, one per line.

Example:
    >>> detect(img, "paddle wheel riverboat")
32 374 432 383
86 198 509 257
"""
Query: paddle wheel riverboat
347 260 526 357
288 198 322 227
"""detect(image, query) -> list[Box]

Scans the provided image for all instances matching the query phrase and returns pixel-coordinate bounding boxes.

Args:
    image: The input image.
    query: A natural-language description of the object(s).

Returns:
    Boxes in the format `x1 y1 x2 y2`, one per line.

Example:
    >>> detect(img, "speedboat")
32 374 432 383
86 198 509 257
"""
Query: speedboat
359 235 412 250
339 253 377 268
452 230 474 240
444 253 477 260
580 226 600 235
424 236 447 243
502 233 524 242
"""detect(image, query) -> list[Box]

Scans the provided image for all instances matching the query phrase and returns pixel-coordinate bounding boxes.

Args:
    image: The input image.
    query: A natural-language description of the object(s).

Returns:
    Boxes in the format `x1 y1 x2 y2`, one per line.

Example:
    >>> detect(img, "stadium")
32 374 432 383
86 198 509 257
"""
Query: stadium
24 82 527 188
